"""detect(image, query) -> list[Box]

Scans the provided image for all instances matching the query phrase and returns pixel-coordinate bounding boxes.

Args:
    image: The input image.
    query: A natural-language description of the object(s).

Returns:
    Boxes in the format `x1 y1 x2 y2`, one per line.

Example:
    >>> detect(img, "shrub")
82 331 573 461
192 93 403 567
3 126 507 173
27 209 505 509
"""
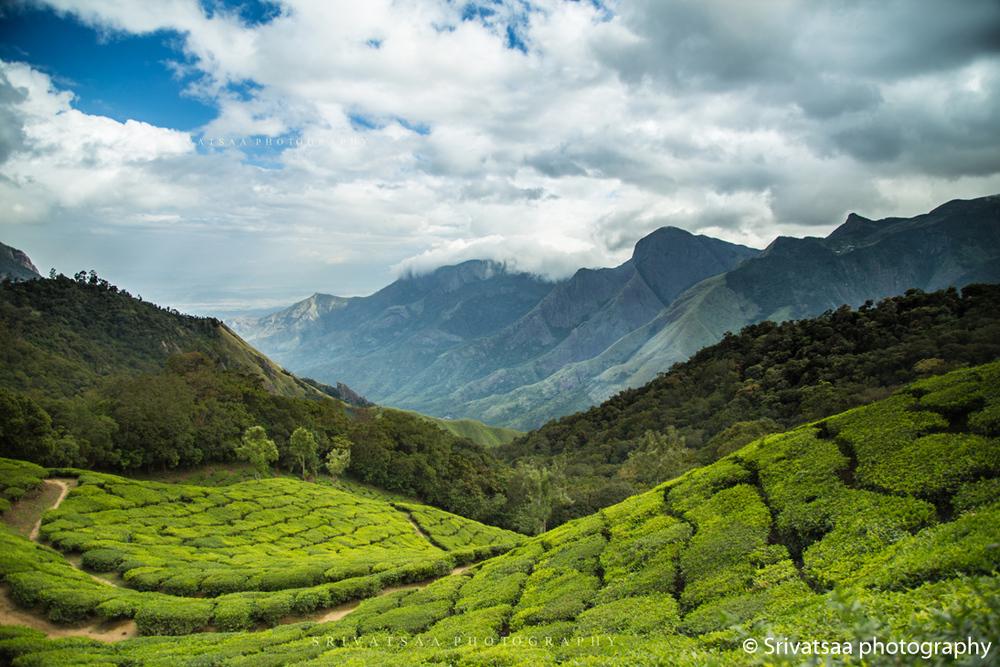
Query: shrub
358 600 452 634
291 588 325 615
213 597 256 631
576 594 680 636
417 604 510 646
95 596 137 621
679 485 771 606
80 548 124 572
123 566 169 591
42 587 112 623
134 599 213 635
258 565 326 591
854 432 1000 498
510 567 599 629
802 490 936 587
201 571 250 596
162 572 204 597
850 501 1000 589
664 458 751 515
253 592 296 625
953 478 1000 514
456 571 527 613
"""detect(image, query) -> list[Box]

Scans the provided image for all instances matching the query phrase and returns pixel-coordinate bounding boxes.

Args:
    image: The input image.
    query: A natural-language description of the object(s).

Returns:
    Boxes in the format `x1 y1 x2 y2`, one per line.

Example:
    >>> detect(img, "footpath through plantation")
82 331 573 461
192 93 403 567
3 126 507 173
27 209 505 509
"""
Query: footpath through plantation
0 464 522 639
1 361 1000 665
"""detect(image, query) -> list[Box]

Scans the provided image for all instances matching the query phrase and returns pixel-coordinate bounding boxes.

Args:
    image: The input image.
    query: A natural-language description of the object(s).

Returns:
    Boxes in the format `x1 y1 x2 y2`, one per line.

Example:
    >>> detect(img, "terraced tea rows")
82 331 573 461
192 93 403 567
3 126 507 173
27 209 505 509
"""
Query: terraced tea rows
0 469 522 636
2 361 998 665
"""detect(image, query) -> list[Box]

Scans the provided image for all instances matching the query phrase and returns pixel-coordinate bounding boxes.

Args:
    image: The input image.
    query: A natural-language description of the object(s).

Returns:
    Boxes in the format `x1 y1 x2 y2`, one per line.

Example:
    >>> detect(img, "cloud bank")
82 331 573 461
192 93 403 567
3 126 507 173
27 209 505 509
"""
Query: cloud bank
1 0 999 312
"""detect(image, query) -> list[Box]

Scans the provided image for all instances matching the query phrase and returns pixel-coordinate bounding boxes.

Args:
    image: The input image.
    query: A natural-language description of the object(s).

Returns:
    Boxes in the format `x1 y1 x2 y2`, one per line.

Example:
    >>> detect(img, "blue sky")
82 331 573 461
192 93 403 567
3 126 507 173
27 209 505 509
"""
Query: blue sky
0 1 998 315
0 5 215 129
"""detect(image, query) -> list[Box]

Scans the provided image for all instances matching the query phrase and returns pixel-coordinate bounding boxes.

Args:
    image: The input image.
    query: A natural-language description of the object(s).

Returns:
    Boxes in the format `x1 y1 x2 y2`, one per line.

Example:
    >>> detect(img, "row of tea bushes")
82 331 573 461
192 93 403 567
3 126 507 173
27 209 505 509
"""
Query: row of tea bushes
2 363 998 663
38 474 523 598
0 458 46 512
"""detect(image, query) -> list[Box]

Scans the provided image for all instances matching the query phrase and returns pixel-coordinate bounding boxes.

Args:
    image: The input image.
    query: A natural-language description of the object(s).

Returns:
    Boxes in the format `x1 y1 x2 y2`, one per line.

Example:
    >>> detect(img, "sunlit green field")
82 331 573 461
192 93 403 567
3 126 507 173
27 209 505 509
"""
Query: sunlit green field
0 465 522 637
1 361 998 664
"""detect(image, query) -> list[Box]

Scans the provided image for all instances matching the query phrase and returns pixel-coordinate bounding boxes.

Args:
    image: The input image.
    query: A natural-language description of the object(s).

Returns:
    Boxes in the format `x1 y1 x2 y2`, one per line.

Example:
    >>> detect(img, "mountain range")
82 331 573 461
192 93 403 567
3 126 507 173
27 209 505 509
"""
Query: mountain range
231 195 1000 429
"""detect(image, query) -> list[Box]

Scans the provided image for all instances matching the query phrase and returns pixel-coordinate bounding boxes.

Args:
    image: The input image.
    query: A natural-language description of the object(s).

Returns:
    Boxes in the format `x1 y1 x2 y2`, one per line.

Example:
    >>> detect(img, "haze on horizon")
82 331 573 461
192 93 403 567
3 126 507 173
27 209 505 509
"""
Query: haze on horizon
1 0 999 315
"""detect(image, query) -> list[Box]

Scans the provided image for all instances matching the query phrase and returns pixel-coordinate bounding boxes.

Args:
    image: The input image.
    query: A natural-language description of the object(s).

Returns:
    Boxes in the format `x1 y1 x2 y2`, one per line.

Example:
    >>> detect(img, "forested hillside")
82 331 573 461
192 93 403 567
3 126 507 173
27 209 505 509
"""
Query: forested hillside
0 273 526 526
504 284 1000 524
4 361 997 665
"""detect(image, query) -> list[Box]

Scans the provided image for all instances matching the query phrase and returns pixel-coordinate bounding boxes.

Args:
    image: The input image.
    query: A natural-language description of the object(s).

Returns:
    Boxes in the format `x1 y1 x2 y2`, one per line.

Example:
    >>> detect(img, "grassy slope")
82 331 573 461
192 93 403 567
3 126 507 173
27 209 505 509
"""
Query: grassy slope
0 466 523 637
387 408 522 448
0 275 320 401
3 361 998 665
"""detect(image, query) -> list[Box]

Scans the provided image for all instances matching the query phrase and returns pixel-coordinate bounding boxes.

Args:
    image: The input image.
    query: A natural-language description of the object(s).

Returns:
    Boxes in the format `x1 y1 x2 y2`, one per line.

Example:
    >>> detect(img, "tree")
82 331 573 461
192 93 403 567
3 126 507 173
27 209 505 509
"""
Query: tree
109 374 197 470
617 427 697 487
288 427 318 479
324 434 352 477
0 388 57 464
504 460 571 535
236 426 278 478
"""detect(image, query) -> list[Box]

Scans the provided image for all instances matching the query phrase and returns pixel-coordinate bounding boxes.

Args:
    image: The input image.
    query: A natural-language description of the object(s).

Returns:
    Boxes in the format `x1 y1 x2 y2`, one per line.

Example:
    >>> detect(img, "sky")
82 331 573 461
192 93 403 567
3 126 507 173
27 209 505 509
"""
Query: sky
1 0 999 315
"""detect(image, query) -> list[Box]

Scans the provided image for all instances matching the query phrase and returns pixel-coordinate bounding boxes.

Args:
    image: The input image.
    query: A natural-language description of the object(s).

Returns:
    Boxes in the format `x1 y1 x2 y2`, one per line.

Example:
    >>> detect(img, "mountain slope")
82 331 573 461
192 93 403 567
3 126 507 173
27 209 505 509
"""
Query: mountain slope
5 361 998 664
232 260 555 402
233 228 758 428
456 195 1000 428
0 272 518 525
0 241 40 282
0 271 320 400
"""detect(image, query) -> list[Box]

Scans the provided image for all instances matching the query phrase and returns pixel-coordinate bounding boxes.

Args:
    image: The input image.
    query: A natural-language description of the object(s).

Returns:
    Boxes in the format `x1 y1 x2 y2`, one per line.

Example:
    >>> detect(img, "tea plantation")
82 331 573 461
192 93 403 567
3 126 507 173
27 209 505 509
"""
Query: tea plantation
0 469 522 636
2 361 998 664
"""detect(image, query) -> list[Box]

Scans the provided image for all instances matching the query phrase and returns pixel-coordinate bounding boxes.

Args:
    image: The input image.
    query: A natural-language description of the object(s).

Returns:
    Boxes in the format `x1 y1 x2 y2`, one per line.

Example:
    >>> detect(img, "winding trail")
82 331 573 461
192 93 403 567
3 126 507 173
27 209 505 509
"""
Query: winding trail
28 479 73 540
302 563 474 624
1 477 139 641
2 478 482 642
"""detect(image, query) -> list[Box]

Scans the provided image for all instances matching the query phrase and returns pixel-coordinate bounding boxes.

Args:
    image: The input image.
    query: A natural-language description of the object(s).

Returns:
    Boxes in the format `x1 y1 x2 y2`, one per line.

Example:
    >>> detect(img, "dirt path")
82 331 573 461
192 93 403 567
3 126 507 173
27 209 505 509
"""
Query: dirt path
408 517 433 543
0 585 137 641
2 478 475 641
28 478 74 540
1 478 139 641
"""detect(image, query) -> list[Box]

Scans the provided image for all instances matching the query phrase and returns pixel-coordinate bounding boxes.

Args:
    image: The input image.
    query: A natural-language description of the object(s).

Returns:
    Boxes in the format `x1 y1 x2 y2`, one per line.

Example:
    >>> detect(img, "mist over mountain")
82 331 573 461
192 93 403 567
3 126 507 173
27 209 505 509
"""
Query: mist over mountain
230 228 759 426
232 196 1000 429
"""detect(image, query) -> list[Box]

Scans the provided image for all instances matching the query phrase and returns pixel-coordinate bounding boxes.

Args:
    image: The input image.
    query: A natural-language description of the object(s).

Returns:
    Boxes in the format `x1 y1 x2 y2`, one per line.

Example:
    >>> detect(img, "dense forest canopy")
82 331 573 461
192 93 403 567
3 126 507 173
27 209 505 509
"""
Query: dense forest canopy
503 284 1000 525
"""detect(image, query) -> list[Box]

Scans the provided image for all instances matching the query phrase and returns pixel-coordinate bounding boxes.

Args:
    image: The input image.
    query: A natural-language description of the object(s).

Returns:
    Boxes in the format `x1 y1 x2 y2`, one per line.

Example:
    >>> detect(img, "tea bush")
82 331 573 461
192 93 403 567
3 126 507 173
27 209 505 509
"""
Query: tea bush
3 362 999 665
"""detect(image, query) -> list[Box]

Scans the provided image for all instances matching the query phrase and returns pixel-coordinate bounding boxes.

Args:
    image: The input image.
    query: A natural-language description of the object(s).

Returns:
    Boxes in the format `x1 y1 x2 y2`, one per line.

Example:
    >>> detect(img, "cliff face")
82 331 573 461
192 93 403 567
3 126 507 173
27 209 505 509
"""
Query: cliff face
0 242 40 282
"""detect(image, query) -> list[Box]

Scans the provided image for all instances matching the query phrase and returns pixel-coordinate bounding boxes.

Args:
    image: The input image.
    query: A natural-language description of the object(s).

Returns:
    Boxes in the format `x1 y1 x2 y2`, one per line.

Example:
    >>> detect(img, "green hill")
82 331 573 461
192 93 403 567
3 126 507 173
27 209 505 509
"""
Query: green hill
0 273 517 526
0 271 319 400
503 284 1000 525
389 408 522 448
0 463 522 637
3 361 998 664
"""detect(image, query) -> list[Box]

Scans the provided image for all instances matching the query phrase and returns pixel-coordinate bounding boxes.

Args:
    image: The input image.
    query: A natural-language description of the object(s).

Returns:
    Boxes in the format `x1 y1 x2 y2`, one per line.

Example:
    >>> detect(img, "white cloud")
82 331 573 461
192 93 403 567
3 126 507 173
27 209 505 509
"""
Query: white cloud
1 0 999 312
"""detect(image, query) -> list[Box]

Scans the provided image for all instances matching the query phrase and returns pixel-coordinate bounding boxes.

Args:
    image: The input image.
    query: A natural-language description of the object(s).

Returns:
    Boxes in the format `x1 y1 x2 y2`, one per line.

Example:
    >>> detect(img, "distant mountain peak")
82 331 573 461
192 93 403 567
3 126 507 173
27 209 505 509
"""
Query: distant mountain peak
631 226 695 258
760 235 829 258
0 241 41 282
